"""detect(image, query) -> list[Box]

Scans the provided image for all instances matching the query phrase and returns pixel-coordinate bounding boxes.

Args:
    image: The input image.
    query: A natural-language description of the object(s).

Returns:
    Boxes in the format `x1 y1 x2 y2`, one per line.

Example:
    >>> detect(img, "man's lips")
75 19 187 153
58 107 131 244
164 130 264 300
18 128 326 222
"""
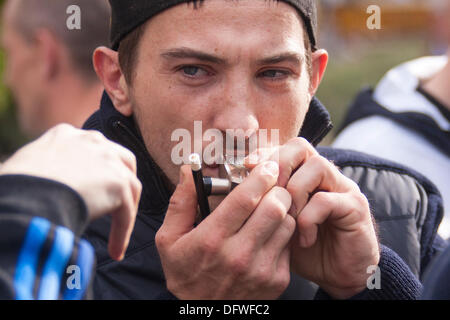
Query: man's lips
225 150 248 158
205 163 219 169
202 166 220 178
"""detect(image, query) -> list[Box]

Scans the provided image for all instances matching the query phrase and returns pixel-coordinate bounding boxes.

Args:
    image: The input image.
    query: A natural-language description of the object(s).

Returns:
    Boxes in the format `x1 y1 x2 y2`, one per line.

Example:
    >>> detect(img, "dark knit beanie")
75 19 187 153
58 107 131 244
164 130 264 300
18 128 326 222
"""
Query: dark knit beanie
108 0 317 50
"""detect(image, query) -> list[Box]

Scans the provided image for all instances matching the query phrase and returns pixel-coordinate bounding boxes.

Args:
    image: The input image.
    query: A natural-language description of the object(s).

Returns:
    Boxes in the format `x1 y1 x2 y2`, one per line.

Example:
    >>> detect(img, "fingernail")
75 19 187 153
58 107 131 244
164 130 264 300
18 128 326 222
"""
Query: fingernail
261 161 279 177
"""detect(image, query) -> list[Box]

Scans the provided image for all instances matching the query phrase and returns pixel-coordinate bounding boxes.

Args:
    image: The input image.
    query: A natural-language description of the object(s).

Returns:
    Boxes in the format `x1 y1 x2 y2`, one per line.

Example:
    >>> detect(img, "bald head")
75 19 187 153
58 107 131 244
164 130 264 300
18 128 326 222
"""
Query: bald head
4 0 110 82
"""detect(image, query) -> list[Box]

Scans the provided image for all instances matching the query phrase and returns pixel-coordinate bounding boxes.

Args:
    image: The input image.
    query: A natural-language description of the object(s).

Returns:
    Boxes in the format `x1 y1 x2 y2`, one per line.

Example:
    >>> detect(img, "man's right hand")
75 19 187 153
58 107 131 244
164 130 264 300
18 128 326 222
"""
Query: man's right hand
0 124 142 261
155 161 295 299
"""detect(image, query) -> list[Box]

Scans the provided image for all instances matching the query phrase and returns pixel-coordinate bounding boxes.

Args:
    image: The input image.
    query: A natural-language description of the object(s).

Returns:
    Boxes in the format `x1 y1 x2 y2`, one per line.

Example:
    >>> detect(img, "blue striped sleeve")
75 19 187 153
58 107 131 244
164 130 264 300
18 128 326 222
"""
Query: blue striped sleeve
63 239 95 300
37 226 74 300
14 217 51 300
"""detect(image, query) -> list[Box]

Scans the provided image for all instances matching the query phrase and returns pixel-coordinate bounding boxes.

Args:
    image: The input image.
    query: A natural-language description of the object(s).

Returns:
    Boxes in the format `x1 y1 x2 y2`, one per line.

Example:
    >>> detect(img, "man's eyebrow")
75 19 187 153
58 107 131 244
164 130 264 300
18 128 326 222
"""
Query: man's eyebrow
160 47 227 65
256 52 304 66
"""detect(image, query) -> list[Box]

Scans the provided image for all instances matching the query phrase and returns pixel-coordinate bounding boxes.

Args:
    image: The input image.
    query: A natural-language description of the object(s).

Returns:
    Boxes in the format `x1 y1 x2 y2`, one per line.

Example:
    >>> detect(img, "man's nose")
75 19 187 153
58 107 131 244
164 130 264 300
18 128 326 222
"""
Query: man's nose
212 78 260 135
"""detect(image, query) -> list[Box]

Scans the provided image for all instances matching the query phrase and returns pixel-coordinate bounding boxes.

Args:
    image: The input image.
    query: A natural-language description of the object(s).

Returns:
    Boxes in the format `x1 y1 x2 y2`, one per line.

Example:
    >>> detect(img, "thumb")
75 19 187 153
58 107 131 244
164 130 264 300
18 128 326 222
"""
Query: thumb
161 165 199 241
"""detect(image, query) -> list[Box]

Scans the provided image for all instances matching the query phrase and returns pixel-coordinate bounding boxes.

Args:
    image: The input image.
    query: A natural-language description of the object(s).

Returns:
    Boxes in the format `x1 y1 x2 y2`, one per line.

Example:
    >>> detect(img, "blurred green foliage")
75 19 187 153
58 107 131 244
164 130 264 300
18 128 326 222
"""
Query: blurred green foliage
0 0 27 160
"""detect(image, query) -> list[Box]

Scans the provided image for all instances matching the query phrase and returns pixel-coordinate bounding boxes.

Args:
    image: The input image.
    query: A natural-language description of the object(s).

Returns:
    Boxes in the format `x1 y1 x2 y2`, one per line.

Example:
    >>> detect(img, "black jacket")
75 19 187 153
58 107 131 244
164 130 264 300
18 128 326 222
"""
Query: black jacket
82 92 445 299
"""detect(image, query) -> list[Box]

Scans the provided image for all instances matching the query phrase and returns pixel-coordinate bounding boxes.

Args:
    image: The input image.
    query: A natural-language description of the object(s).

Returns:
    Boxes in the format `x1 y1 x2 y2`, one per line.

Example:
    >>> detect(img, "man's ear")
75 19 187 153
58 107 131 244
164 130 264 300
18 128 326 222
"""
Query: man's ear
93 46 133 117
34 29 61 81
309 49 328 97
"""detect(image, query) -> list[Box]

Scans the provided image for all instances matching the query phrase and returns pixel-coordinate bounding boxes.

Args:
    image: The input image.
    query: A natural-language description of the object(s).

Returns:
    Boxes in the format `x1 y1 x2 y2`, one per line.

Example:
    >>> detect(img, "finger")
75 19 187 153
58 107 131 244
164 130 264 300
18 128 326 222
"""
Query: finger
117 169 142 218
159 165 198 242
108 182 137 261
244 147 277 169
296 192 368 248
286 155 353 218
212 161 279 237
264 214 296 264
85 130 138 175
235 187 292 249
268 138 318 187
107 140 138 175
48 123 77 138
268 247 291 292
129 174 142 214
276 246 290 272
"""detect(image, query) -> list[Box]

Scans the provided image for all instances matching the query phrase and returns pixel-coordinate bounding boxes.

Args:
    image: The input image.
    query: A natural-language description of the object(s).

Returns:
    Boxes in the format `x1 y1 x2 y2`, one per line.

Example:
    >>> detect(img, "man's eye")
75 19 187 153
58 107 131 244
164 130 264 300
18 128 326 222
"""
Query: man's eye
180 66 209 77
259 70 290 79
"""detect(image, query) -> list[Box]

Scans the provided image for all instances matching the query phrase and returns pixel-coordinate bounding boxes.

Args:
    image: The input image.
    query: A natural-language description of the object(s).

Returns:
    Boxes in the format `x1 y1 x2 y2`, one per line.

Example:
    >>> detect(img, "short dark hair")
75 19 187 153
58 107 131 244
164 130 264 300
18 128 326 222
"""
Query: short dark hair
118 7 314 85
118 22 147 85
10 0 111 83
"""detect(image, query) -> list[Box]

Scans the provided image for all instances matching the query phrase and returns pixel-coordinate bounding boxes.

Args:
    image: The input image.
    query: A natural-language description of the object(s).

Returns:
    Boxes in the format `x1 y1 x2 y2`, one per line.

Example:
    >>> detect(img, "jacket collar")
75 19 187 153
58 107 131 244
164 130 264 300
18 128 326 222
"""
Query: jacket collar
84 91 333 217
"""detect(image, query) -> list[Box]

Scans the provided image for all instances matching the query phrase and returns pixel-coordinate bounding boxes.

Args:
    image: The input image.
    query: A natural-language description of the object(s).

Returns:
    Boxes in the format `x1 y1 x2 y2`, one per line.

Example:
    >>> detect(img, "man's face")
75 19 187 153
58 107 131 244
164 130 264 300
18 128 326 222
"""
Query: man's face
128 0 316 188
2 2 44 137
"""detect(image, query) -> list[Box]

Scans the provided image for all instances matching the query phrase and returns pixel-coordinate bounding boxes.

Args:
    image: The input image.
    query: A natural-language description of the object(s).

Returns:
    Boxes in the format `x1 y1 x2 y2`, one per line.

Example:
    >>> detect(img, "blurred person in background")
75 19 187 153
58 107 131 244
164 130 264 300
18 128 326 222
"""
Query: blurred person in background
333 1 450 239
0 0 110 138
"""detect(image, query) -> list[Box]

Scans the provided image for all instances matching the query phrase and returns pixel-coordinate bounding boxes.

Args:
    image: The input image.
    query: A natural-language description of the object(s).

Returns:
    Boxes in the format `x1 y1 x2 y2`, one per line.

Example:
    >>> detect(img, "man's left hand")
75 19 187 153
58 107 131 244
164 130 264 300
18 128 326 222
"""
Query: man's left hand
246 138 380 299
